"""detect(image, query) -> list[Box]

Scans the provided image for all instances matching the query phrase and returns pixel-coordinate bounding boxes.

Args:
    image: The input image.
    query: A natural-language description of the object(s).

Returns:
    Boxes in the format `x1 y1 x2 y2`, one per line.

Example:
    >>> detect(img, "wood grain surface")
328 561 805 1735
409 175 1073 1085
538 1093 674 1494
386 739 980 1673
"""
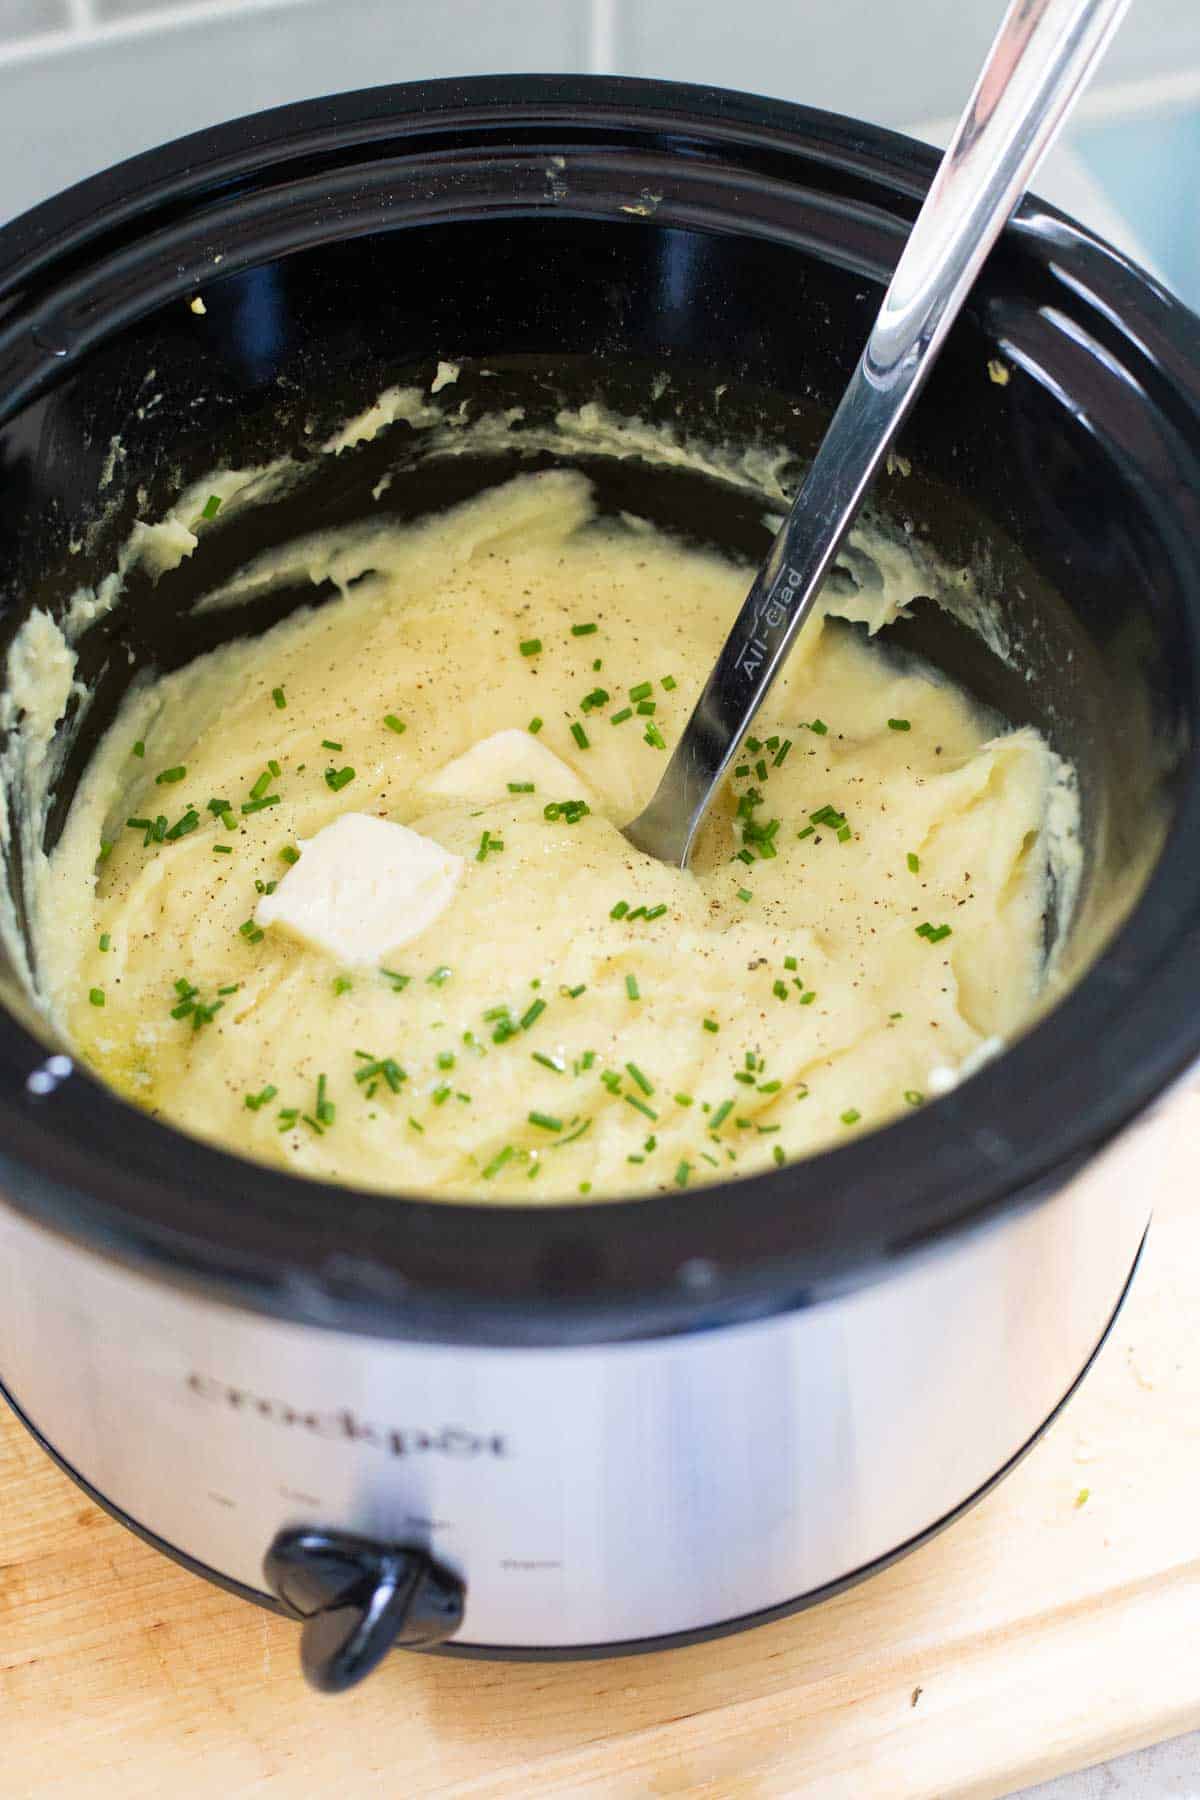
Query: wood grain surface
3 1083 1198 1800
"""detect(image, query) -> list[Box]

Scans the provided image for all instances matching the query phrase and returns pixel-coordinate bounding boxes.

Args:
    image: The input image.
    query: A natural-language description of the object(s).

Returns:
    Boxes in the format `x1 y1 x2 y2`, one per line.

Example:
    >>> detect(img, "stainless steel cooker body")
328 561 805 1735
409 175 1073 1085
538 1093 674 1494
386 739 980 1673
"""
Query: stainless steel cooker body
0 1108 1155 1654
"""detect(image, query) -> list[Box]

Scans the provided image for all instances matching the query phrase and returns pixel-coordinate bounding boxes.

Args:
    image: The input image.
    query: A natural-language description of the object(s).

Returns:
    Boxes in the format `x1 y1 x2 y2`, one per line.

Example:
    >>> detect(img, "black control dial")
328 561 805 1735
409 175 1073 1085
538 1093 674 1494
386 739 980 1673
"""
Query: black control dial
265 1527 465 1692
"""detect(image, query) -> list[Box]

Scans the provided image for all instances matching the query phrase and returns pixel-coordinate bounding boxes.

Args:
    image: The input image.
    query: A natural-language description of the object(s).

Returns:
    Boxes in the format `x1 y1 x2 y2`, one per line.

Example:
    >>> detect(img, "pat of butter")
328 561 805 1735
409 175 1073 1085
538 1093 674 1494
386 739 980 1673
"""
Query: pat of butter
255 812 463 964
421 728 586 804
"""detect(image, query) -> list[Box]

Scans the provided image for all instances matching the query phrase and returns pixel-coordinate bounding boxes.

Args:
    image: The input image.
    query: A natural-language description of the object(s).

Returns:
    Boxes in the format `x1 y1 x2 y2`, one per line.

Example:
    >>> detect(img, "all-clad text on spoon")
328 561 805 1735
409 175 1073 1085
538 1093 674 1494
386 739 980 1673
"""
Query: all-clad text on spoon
622 0 1130 869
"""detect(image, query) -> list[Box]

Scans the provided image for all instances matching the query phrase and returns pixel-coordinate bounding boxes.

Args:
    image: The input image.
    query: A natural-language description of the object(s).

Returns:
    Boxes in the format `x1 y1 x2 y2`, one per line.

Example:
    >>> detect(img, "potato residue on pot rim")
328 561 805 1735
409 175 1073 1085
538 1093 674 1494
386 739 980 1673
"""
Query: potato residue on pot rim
0 380 1088 1202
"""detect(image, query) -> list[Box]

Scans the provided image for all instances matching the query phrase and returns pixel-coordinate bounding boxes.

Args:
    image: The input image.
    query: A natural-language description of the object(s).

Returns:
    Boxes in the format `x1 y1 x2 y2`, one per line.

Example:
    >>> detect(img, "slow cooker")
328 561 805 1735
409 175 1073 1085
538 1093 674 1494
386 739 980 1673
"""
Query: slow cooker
0 76 1197 1693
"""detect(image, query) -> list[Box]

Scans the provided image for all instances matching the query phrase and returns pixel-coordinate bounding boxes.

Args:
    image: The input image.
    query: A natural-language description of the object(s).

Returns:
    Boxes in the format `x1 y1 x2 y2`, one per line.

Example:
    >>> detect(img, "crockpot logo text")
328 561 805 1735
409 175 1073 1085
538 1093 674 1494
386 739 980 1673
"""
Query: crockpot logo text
186 1373 508 1459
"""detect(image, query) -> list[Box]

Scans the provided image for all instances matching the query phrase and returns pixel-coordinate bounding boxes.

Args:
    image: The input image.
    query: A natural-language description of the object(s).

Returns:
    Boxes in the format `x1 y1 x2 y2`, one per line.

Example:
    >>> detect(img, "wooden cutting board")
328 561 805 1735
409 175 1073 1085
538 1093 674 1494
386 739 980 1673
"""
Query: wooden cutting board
3 1080 1199 1800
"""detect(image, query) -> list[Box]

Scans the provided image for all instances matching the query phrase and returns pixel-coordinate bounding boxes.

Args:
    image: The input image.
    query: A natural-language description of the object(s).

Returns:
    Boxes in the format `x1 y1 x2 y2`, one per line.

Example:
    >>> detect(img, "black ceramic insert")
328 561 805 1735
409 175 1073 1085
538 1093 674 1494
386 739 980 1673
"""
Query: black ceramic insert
0 78 1194 1346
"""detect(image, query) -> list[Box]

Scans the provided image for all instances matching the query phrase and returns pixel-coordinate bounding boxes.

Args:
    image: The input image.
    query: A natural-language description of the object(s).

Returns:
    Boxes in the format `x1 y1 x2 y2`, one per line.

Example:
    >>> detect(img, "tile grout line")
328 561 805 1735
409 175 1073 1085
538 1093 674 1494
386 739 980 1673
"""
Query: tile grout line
0 0 306 72
587 0 618 74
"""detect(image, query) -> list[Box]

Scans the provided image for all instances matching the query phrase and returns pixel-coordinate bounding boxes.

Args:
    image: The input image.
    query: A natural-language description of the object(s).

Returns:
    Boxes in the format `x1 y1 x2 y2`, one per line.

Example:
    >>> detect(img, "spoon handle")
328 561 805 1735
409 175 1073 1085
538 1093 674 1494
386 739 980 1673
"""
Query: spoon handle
623 0 1130 867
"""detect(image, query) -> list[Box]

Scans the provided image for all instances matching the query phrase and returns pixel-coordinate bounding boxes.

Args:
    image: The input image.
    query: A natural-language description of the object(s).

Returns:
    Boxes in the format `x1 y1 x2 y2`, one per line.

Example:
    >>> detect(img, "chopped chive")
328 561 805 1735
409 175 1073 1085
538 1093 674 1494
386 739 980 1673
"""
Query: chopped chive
280 844 300 865
580 687 609 712
132 740 145 758
610 707 633 725
88 987 105 1007
745 736 762 753
772 739 793 768
841 1108 861 1126
629 681 653 703
520 998 546 1030
758 1079 782 1094
593 658 603 670
571 622 598 637
165 809 200 840
905 1089 925 1106
98 932 111 951
570 721 590 750
543 798 589 824
643 903 668 921
702 1017 719 1033
508 781 535 793
674 1093 694 1107
408 1116 424 1133
315 1072 335 1127
381 970 411 990
637 700 656 716
837 824 852 843
238 918 264 944
888 718 912 732
324 766 355 792
797 825 815 841
662 675 677 691
610 900 629 920
528 716 543 734
267 760 281 779
674 1160 691 1188
528 1110 563 1133
734 764 750 778
808 719 828 735
773 1144 786 1167
784 955 798 971
799 989 816 1005
332 975 353 996
249 770 272 801
519 638 542 657
383 713 406 734
737 888 752 903
625 973 640 1001
755 758 768 783
907 851 920 873
563 984 587 999
432 1084 451 1106
916 922 952 943
320 739 342 752
733 1072 755 1086
427 965 452 986
624 1093 658 1122
482 1145 515 1179
155 765 186 785
213 843 233 855
644 722 667 750
532 1051 565 1073
241 795 280 814
201 493 222 520
890 1010 903 1020
272 686 287 710
217 983 240 996
557 1117 593 1145
625 1062 653 1096
244 1085 278 1111
773 979 788 1000
98 839 114 863
709 1099 734 1132
221 809 238 832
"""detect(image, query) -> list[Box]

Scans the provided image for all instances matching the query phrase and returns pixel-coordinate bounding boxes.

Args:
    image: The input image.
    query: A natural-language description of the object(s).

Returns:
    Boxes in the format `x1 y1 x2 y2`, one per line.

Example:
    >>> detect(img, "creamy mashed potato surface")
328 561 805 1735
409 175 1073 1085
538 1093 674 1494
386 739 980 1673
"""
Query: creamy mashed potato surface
42 469 1065 1201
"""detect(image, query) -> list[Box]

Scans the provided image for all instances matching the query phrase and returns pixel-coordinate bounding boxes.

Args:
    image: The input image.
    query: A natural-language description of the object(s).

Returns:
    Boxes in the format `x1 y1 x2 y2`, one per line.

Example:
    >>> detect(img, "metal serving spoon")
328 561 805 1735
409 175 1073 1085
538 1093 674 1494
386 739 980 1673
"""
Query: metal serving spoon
623 0 1130 867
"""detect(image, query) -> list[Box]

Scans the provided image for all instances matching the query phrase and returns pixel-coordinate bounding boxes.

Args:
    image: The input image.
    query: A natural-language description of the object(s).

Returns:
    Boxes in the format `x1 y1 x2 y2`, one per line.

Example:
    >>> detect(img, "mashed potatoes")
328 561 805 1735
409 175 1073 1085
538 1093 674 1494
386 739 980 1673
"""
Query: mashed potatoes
40 469 1067 1201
